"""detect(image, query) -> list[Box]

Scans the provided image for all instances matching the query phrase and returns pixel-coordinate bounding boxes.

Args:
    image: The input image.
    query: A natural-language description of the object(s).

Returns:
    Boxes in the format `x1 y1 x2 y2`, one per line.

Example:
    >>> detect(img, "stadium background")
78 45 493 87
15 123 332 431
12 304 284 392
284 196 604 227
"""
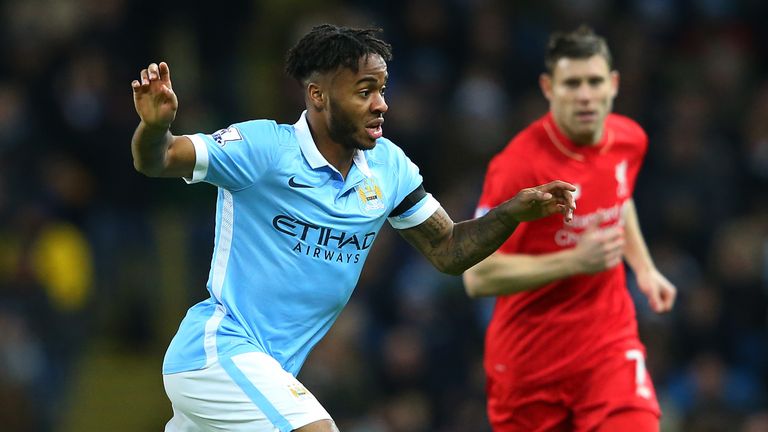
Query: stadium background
0 0 766 431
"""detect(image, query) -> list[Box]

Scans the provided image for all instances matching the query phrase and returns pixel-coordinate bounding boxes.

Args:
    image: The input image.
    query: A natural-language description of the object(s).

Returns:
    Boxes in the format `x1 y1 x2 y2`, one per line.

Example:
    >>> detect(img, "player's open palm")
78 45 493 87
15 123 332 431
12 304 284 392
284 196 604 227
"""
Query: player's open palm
131 62 177 128
573 224 625 274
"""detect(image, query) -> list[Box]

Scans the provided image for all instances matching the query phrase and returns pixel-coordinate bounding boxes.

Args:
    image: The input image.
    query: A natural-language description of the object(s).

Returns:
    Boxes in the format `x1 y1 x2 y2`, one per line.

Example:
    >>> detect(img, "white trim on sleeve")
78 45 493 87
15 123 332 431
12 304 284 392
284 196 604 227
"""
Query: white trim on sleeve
183 134 210 184
388 194 441 230
474 207 491 218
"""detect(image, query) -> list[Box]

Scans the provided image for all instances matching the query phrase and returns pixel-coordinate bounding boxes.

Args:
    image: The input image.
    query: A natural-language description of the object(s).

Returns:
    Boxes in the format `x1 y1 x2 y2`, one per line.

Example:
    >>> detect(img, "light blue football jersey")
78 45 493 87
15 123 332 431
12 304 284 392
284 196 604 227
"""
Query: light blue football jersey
163 112 439 376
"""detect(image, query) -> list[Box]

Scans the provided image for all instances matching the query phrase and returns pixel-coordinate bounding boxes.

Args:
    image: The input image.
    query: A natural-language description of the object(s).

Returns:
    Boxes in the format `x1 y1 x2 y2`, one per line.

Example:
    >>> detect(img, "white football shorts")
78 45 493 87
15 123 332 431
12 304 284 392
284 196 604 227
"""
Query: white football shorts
163 351 332 432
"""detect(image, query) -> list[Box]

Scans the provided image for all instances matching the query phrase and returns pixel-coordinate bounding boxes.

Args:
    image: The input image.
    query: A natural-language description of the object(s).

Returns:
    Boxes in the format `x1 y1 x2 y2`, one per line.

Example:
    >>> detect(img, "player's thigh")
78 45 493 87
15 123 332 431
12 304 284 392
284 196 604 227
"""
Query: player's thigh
573 347 660 432
596 409 659 432
486 376 571 432
163 351 332 432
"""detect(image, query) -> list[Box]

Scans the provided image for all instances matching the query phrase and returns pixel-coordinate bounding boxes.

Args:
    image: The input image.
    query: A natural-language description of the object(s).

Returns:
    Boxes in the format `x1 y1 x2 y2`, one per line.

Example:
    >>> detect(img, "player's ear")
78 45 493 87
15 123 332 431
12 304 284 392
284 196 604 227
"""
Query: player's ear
610 70 620 98
307 82 325 111
539 73 553 101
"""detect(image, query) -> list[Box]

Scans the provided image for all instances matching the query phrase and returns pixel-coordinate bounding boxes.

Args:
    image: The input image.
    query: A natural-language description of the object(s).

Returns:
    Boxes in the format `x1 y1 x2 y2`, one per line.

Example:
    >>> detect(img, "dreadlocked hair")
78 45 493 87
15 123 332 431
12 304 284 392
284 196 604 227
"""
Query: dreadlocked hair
544 25 612 74
285 24 392 84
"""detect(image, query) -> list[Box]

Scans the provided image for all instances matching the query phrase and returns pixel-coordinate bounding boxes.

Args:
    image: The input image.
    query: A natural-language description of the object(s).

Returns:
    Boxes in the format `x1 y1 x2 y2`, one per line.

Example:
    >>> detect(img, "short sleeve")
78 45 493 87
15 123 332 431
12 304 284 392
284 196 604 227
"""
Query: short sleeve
183 120 279 190
384 143 440 229
476 149 537 254
388 192 441 229
475 152 527 219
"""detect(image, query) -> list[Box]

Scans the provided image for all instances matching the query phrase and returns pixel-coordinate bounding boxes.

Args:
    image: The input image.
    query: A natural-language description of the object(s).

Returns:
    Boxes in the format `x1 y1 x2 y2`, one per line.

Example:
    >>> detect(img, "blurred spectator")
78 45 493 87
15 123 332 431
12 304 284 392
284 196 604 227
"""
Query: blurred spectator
743 80 768 184
667 351 765 431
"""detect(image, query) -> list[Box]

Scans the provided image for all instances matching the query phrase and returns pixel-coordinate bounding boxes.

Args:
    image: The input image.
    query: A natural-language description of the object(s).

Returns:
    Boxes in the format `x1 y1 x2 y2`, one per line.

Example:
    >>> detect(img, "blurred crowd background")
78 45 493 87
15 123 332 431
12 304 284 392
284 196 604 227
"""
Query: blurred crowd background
0 0 767 431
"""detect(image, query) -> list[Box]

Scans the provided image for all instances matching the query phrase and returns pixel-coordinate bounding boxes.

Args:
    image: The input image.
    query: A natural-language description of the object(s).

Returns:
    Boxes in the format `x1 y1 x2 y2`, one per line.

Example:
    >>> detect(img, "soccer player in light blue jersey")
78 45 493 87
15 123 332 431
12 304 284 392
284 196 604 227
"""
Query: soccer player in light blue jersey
131 24 575 432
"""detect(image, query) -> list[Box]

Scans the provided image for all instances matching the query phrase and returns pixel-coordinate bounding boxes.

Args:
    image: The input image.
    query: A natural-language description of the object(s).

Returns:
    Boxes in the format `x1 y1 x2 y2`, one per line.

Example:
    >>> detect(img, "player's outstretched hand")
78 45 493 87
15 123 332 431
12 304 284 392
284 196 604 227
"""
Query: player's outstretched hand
131 62 177 129
508 180 576 223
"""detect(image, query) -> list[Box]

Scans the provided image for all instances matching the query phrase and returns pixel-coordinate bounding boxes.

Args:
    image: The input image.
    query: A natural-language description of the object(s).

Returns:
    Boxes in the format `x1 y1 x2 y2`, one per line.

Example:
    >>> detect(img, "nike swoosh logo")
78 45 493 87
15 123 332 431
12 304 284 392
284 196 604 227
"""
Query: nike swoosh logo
288 176 313 188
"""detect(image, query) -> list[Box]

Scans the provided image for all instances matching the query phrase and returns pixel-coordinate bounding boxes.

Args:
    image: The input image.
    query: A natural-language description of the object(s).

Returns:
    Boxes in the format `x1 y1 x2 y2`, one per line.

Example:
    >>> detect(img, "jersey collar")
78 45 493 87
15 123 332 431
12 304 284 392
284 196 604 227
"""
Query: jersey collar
293 111 372 178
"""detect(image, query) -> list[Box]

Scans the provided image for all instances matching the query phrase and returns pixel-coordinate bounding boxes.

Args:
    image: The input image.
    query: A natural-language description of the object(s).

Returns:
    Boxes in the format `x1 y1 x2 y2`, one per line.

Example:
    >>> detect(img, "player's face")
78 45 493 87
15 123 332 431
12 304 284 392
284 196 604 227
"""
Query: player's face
541 55 618 145
326 54 388 151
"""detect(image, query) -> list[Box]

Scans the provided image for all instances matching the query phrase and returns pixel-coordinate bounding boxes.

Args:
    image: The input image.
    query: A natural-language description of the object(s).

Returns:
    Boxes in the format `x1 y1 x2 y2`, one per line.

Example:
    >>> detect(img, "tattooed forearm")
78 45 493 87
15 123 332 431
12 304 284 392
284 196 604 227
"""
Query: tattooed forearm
399 202 520 275
418 210 453 248
445 204 519 271
398 181 574 274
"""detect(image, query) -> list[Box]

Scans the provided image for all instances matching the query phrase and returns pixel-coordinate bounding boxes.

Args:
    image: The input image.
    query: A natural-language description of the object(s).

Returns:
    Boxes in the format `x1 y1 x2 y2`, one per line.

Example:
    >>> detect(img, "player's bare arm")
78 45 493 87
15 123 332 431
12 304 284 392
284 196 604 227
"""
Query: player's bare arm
398 181 575 275
131 61 195 178
464 251 580 297
463 223 625 297
622 199 677 313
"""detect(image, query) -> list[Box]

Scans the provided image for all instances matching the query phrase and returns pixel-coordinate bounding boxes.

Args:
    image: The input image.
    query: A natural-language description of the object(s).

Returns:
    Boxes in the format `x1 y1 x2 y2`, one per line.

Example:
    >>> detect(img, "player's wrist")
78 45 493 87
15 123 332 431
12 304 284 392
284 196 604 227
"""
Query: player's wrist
140 119 172 135
634 264 658 278
494 203 521 228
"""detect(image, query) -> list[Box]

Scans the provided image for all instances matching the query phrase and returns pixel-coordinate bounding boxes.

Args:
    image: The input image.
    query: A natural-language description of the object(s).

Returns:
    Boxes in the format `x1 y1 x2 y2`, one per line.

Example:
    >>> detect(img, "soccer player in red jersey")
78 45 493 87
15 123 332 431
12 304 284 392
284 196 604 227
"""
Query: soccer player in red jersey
463 26 677 432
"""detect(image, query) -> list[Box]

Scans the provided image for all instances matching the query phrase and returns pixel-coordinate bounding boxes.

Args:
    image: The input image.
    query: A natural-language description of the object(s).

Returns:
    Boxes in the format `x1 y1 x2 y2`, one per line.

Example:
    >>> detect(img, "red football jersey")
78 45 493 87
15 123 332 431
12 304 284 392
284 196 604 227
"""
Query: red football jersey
476 112 648 386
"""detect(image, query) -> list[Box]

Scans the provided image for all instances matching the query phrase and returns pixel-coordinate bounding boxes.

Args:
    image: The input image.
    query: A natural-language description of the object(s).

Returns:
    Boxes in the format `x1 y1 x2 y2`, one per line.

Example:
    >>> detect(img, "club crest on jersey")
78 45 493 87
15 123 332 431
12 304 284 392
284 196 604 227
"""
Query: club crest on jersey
211 126 242 147
356 177 385 213
615 160 629 197
287 382 310 399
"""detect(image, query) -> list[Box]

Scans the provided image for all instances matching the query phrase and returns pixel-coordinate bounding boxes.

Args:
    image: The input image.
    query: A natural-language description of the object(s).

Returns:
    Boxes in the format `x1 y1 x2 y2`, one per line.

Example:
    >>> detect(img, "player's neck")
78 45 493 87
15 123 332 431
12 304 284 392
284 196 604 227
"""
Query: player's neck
306 113 354 178
570 130 603 147
554 118 605 147
318 141 354 178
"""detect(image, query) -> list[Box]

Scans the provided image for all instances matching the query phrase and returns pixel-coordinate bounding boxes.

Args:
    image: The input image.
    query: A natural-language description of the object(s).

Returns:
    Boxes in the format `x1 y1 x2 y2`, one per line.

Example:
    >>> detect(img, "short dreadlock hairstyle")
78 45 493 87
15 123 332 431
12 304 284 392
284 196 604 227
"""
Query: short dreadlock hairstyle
285 24 392 85
544 25 612 74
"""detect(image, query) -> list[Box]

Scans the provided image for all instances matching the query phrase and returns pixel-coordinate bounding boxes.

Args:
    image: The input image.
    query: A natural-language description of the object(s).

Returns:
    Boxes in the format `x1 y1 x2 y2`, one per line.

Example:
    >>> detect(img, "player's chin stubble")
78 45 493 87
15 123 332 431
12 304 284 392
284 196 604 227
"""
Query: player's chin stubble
329 100 367 150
